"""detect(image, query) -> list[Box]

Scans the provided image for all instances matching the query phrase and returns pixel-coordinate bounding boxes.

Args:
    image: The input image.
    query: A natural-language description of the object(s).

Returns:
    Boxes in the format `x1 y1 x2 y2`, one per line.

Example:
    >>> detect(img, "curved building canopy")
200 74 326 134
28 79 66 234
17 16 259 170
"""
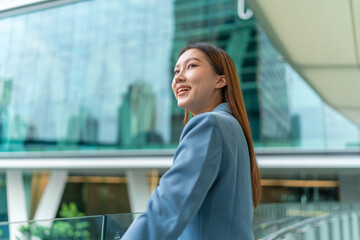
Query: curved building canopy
247 0 360 125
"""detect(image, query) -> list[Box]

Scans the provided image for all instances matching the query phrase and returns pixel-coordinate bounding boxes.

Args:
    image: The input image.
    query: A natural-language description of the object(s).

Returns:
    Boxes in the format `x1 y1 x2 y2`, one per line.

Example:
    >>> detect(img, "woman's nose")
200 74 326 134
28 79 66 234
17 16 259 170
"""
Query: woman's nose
174 73 185 83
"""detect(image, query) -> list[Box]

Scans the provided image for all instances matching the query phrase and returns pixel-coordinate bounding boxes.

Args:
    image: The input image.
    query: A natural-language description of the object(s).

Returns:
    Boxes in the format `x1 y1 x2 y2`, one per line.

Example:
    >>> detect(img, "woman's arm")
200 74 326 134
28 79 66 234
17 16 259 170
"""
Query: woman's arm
121 113 223 240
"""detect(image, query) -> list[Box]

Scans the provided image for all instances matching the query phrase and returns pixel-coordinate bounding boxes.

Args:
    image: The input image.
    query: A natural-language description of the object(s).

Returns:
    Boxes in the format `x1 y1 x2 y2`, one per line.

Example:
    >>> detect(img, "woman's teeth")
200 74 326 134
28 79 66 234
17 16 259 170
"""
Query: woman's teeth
178 87 190 93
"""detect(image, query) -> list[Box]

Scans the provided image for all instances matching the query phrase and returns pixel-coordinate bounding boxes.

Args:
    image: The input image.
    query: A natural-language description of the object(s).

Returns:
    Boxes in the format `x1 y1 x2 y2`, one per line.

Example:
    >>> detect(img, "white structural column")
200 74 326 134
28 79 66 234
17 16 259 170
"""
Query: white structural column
126 170 151 213
34 170 68 223
351 212 359 240
6 170 28 240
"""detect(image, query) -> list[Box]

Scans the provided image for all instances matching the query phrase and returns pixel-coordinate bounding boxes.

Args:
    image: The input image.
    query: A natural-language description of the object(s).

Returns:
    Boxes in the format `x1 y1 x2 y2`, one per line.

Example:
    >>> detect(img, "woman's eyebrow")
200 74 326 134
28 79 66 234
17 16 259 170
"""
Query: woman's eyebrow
175 57 201 68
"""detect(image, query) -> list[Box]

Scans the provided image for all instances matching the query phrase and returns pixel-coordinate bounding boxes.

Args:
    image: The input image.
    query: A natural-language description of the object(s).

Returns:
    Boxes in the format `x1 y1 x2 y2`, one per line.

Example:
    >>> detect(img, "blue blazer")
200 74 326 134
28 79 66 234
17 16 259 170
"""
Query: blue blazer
121 103 254 240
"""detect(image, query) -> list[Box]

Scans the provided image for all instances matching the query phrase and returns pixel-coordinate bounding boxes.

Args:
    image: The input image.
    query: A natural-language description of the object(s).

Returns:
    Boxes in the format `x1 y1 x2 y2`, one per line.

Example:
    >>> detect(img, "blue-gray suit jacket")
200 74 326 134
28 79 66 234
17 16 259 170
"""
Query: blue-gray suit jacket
121 103 254 240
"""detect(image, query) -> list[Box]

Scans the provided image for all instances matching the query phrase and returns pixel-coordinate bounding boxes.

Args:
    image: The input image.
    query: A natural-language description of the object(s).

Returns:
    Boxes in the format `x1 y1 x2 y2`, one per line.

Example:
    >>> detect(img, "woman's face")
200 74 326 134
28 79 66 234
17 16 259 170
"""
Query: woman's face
172 49 226 115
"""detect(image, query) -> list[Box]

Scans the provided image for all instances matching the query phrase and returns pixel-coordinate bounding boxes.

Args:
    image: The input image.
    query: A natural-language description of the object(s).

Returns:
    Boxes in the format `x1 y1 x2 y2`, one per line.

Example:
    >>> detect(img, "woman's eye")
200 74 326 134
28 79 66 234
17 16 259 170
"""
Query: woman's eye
174 70 180 75
188 64 197 69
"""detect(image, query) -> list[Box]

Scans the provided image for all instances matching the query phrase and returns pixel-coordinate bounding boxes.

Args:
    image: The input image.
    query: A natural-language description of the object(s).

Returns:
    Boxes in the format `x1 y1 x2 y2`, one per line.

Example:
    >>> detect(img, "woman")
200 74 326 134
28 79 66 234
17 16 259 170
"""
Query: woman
121 43 261 240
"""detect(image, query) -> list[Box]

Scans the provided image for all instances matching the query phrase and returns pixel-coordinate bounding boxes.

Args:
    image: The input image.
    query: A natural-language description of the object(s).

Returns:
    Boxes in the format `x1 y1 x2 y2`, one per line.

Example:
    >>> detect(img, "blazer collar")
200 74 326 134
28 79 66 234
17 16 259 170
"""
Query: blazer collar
212 102 232 114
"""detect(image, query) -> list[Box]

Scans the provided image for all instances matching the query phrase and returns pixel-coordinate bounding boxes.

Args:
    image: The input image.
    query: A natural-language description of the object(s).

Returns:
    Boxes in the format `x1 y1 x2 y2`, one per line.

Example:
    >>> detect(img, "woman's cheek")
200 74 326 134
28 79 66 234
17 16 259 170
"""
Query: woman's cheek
171 83 176 97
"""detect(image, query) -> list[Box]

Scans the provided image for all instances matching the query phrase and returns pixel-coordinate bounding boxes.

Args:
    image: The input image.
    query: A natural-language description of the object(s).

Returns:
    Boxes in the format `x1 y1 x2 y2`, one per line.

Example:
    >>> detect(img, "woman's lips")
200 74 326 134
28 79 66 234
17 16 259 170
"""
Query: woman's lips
177 87 191 96
178 88 190 96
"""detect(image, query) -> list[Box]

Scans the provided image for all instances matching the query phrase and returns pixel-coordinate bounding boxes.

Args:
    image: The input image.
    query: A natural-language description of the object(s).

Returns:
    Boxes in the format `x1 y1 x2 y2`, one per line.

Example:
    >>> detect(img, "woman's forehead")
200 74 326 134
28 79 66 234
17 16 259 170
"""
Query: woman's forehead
176 49 206 66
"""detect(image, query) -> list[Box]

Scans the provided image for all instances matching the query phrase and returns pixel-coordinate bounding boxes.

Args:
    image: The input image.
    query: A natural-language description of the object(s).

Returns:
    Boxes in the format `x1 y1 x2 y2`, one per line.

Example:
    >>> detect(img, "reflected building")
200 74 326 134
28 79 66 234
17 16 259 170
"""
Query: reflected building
257 28 292 145
0 78 12 147
0 78 11 110
0 0 173 150
25 122 37 143
0 77 41 149
118 82 163 148
66 106 99 145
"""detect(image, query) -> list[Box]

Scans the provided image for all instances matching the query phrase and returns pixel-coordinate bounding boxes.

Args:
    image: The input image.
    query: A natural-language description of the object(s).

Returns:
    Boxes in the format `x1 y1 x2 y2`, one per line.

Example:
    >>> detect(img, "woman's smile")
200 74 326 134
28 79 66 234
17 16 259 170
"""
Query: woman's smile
177 85 191 96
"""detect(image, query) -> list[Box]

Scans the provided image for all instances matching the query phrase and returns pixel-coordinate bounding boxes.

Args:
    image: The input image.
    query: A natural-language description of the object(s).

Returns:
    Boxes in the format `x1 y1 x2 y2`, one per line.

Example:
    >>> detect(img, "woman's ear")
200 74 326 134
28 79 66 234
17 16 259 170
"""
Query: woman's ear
215 76 227 89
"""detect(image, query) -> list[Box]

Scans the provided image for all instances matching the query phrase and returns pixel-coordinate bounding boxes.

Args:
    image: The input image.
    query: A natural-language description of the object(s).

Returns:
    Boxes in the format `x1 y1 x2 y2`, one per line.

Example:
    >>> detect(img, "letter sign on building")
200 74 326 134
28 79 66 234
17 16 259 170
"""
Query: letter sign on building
238 0 253 20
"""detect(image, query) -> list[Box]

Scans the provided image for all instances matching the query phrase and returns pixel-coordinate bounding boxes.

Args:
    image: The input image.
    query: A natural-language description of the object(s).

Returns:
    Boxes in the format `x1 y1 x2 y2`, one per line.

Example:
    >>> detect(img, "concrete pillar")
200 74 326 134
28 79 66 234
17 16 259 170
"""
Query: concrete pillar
6 170 28 240
34 170 68 225
339 174 360 201
126 170 150 213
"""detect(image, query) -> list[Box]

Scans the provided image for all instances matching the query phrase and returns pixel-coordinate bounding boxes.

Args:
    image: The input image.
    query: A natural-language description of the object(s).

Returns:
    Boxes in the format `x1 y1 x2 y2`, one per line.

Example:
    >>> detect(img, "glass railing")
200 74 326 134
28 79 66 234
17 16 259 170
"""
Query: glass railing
254 202 360 240
1 203 360 239
0 213 141 240
253 216 306 239
103 213 141 240
0 215 103 240
260 210 360 240
254 202 360 222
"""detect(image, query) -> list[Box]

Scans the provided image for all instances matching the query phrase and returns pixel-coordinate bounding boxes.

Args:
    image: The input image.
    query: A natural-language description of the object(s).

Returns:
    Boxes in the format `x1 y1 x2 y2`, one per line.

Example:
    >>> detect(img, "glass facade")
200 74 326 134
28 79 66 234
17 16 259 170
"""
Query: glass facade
0 0 359 152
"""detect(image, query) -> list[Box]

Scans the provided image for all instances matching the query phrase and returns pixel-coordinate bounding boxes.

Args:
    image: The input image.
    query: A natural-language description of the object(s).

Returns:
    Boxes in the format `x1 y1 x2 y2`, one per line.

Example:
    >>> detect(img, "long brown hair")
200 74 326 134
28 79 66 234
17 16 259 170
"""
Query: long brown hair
178 43 262 209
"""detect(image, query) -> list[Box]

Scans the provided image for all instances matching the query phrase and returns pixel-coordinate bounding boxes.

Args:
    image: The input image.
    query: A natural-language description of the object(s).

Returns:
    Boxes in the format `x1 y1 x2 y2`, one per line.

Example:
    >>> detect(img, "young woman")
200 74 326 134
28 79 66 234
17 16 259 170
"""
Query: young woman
121 43 261 240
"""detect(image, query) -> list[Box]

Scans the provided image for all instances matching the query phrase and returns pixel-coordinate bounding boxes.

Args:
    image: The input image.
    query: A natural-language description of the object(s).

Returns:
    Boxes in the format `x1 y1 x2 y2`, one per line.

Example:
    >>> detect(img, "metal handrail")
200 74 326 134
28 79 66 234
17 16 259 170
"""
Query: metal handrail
260 210 357 240
253 216 300 232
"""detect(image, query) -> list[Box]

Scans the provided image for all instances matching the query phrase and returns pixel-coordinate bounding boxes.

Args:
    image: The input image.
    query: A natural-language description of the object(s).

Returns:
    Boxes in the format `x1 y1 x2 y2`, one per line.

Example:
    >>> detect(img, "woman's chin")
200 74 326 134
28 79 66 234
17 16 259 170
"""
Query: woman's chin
177 101 188 109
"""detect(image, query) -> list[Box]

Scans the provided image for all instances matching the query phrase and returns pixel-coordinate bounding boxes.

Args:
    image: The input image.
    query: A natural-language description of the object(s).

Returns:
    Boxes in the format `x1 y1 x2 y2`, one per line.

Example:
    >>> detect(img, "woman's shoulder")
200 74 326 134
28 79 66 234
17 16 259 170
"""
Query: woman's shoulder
179 112 223 141
184 112 219 131
192 108 234 124
184 111 237 136
203 109 245 139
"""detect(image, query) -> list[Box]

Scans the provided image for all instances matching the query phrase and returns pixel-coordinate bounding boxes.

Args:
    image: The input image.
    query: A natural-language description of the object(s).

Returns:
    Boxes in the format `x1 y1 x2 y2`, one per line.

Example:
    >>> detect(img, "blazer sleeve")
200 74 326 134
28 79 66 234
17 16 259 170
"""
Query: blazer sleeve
121 113 223 240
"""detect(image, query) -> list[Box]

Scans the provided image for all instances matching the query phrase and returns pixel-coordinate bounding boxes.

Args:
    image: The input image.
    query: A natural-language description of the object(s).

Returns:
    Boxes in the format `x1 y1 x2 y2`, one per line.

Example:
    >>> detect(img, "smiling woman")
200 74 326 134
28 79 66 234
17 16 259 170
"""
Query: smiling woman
121 43 261 240
172 50 226 116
